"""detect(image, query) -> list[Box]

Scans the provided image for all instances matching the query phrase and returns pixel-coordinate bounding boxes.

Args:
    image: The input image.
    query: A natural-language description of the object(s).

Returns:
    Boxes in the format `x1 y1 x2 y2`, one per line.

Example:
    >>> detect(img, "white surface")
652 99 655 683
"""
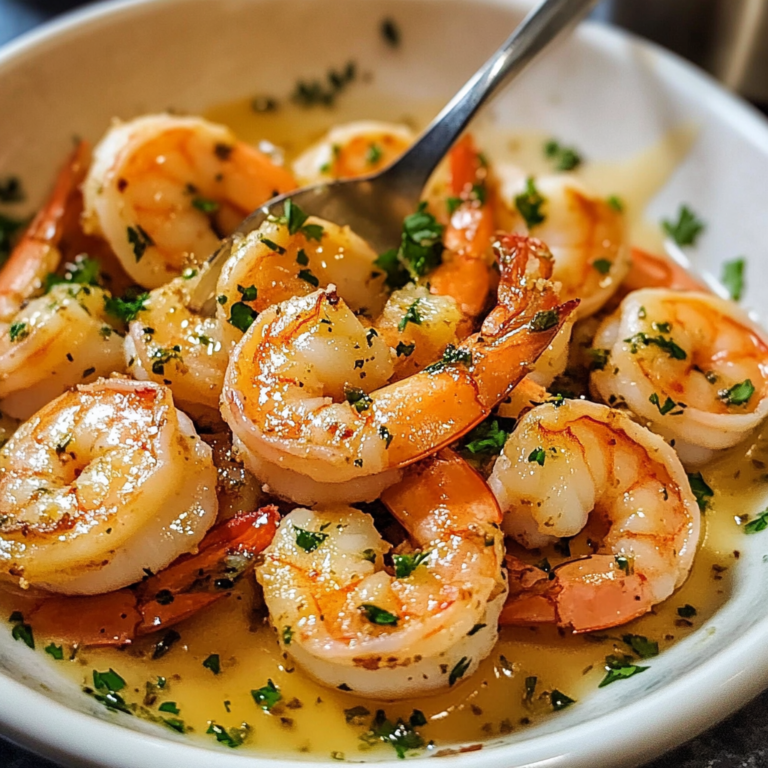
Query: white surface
1 0 768 766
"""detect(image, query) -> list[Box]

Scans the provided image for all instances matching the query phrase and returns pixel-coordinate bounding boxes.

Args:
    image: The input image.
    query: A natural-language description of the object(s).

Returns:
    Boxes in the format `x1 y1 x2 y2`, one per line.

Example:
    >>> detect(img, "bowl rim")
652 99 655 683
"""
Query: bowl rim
2 0 768 766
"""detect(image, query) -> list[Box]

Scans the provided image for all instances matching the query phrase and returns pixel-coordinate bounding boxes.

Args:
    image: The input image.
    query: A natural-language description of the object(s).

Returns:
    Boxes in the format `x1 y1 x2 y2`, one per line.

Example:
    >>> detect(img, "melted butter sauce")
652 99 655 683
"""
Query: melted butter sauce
0 95 747 760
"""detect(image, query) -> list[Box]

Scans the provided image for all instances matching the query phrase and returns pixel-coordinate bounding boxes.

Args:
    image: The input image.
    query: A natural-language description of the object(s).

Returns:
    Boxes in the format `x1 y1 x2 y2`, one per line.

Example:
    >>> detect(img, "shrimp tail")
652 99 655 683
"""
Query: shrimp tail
499 554 652 633
27 507 280 647
622 246 708 293
0 141 90 321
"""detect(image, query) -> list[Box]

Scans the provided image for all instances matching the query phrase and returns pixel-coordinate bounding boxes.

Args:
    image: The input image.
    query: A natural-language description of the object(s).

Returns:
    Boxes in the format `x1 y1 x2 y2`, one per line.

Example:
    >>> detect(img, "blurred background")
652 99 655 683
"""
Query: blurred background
2 0 768 108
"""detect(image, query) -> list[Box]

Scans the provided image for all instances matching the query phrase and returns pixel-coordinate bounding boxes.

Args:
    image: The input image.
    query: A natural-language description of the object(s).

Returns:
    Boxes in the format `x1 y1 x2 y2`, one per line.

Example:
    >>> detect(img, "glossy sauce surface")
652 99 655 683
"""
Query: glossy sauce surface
0 97 749 760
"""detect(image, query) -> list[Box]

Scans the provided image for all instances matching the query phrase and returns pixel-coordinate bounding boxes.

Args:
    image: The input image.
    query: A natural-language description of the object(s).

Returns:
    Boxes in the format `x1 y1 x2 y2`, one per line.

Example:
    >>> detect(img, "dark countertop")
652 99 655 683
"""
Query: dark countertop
0 2 765 767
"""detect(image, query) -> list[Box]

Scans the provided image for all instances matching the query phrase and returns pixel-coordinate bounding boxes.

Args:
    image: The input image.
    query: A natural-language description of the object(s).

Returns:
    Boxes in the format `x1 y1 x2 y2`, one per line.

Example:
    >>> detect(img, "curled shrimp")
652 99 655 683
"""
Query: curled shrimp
591 288 768 465
488 399 700 632
0 143 125 419
125 275 230 412
216 213 389 334
82 114 297 289
256 449 506 699
292 121 414 185
25 507 279 646
222 234 578 504
0 378 218 595
497 168 629 319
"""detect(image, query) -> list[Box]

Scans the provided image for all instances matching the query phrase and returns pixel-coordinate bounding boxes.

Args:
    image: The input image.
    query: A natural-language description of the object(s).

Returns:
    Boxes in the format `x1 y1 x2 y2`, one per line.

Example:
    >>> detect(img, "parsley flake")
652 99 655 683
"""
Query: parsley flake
745 509 768 535
515 177 546 228
662 205 705 247
598 654 648 687
393 551 430 578
398 299 422 332
719 379 755 406
449 656 471 686
721 257 746 301
360 604 399 626
251 679 282 711
688 472 714 512
127 225 154 262
294 526 329 552
203 654 221 675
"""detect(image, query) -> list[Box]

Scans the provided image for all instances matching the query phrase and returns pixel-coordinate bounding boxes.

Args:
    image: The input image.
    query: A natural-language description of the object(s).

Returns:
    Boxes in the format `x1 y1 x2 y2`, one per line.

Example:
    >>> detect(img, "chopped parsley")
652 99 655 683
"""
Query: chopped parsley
127 224 154 262
607 195 624 213
446 196 462 215
544 139 583 171
550 690 576 711
393 551 430 579
688 472 714 512
649 393 681 416
158 701 180 715
89 668 131 715
744 509 768 535
8 321 28 343
719 379 755 406
624 333 687 360
9 612 33 649
292 61 357 108
44 643 64 660
345 387 373 413
283 199 324 242
395 341 415 357
375 203 444 287
589 348 610 371
260 237 286 254
359 604 399 626
615 555 632 574
282 626 293 646
298 268 319 287
203 654 221 675
530 309 558 332
228 300 258 333
528 447 546 466
192 196 220 214
598 654 649 688
524 676 537 703
237 284 257 302
398 299 422 332
448 656 471 686
207 722 247 748
514 177 546 228
251 679 282 711
677 604 697 618
150 345 182 375
592 258 612 275
367 143 383 165
424 343 473 373
44 256 101 292
621 634 659 659
461 417 513 458
105 289 149 323
294 526 329 552
380 18 401 47
662 205 705 247
721 257 746 301
296 248 309 266
361 709 425 759
379 425 393 447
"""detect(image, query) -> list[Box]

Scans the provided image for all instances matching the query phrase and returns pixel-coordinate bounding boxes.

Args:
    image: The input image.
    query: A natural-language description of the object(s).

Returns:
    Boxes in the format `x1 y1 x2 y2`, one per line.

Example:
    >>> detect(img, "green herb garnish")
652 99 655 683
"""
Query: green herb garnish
662 205 705 247
251 679 282 711
359 604 399 626
598 654 649 688
515 177 546 228
294 526 329 552
393 551 430 579
721 257 746 301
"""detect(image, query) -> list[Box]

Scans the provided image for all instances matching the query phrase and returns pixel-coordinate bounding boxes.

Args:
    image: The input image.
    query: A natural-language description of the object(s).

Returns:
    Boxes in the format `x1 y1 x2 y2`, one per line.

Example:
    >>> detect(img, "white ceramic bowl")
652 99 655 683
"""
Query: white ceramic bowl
2 1 768 766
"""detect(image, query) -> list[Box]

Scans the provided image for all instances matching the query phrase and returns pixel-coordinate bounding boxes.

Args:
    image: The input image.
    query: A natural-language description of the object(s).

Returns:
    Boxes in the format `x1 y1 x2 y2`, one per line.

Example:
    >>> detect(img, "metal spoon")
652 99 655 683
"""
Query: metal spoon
190 0 599 311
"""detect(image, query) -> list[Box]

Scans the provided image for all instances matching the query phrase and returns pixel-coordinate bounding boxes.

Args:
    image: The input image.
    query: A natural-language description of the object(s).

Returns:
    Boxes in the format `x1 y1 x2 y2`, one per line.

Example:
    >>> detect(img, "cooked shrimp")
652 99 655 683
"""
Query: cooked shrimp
591 288 768 465
0 284 125 420
222 234 578 504
488 399 700 632
292 121 413 185
82 114 297 289
125 275 230 411
216 213 388 337
256 449 507 698
0 378 217 595
496 168 629 318
27 507 279 646
0 141 89 322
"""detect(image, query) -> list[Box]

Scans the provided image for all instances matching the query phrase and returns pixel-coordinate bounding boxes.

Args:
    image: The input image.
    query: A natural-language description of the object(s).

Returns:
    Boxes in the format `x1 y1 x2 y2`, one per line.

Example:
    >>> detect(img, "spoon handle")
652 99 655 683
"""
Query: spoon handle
381 0 600 196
